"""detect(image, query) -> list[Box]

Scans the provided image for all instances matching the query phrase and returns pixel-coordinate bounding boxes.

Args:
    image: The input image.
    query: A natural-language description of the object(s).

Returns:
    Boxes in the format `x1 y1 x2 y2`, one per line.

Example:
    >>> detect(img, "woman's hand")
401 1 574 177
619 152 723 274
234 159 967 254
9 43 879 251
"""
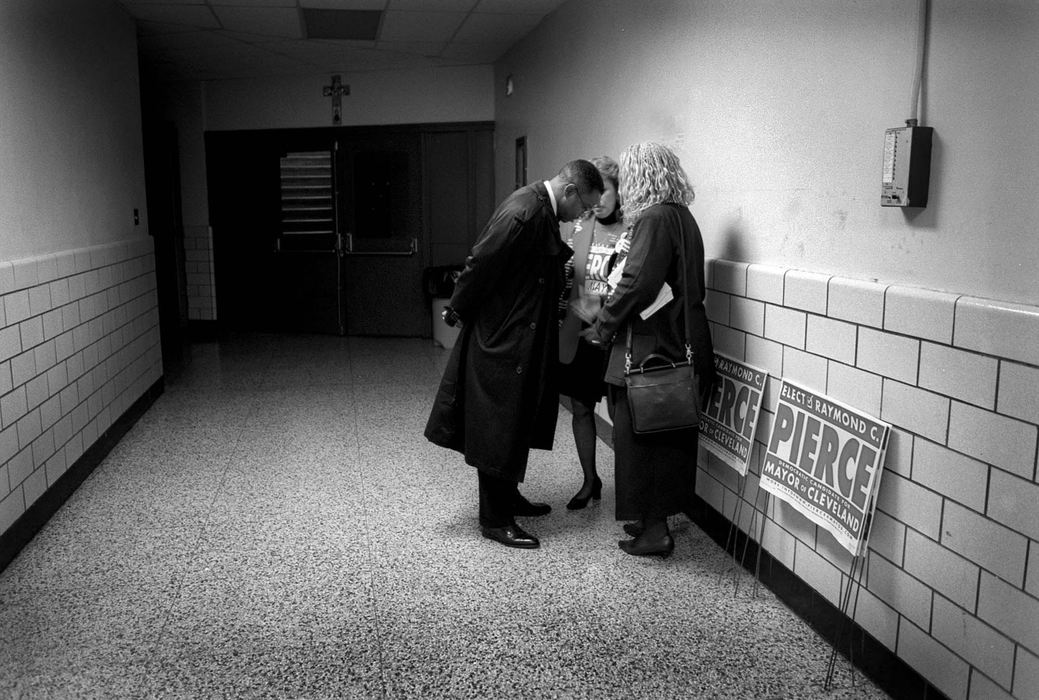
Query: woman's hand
579 326 603 346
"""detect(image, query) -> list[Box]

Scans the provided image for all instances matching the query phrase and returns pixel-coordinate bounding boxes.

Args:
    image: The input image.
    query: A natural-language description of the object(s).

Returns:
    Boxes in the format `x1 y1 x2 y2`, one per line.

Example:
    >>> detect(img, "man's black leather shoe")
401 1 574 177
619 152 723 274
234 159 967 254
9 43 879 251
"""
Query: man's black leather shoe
481 523 540 549
513 498 552 517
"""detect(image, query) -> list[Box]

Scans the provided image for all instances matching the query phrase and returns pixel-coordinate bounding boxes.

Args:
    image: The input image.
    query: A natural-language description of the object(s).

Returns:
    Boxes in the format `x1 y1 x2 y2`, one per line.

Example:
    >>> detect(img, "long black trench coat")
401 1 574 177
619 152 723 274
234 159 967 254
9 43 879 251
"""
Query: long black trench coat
424 182 572 482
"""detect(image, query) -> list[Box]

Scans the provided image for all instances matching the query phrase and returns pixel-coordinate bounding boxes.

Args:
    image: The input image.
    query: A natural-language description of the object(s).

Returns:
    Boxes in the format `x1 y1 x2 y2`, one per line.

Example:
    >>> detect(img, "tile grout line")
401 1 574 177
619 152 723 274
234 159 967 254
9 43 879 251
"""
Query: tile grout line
346 339 391 700
140 349 274 686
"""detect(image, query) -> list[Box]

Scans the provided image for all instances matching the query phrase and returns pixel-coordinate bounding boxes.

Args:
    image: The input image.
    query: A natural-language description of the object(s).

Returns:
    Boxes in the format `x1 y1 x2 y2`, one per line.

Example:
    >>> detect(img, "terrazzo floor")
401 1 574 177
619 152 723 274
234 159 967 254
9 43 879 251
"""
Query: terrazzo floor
0 333 889 699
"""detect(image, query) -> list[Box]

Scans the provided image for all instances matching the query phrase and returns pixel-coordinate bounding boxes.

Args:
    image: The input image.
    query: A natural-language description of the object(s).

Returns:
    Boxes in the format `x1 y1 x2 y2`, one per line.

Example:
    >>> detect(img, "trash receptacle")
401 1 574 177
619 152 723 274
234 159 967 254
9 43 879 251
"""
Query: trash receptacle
424 265 463 349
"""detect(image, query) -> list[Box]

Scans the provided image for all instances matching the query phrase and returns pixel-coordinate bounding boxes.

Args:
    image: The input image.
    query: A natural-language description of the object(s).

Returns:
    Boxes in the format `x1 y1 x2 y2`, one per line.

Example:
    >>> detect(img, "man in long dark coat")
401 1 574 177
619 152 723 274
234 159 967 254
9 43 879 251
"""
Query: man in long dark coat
425 160 605 549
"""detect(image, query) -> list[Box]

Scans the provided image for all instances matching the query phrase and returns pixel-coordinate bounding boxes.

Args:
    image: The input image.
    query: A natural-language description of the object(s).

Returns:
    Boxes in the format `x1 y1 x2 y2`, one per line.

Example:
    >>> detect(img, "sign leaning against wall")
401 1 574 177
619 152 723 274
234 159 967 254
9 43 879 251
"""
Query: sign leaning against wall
700 353 768 477
760 379 890 556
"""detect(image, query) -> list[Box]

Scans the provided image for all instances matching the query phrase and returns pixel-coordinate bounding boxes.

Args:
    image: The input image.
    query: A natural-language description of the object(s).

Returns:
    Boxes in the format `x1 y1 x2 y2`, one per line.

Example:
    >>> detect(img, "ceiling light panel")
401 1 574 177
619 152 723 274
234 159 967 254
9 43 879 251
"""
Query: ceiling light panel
302 9 382 40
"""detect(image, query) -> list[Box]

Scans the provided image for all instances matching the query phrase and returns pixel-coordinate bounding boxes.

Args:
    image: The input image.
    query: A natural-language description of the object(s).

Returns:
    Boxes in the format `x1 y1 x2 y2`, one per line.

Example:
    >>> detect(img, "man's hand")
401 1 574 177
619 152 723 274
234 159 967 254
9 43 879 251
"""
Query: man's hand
442 306 461 327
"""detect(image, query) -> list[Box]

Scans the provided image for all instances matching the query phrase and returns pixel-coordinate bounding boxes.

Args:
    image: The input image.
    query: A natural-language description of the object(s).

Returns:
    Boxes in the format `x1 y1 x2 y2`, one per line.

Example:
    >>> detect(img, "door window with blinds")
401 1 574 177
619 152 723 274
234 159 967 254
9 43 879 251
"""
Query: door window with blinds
278 150 336 252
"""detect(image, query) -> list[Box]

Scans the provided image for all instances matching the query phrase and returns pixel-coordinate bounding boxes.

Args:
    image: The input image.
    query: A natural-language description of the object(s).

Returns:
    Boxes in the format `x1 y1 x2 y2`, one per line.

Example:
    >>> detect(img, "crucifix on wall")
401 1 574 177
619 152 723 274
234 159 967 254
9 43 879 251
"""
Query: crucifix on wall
322 74 350 125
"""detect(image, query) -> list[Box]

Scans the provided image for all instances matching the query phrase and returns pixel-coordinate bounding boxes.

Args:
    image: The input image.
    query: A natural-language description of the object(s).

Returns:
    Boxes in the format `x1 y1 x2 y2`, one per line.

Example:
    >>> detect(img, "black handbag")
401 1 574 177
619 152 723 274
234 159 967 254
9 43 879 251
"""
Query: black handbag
623 218 701 435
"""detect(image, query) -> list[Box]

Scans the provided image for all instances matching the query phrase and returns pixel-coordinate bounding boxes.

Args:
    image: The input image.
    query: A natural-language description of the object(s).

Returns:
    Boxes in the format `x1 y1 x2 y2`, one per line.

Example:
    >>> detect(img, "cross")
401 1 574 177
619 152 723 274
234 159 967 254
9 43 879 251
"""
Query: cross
322 74 350 125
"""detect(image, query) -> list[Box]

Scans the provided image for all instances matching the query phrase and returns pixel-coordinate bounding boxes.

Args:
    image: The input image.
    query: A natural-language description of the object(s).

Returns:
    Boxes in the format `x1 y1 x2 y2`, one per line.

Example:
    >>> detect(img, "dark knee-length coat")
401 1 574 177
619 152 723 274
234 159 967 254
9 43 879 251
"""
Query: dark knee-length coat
424 182 572 482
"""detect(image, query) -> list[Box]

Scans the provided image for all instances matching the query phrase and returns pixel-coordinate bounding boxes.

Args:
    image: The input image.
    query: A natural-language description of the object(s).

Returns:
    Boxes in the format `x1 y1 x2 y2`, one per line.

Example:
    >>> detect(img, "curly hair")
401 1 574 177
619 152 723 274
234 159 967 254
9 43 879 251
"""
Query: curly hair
618 142 694 222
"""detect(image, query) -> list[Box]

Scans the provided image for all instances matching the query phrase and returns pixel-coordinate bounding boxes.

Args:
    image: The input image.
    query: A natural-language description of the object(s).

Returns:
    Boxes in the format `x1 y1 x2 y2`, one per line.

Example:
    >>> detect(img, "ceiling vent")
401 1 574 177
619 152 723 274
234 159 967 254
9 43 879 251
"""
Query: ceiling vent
302 9 382 41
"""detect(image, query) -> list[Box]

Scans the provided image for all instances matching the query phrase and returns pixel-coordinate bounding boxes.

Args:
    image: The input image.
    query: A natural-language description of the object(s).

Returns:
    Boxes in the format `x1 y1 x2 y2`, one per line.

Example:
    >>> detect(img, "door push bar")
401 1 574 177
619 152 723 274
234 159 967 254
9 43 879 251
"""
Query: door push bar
275 234 417 256
342 233 417 256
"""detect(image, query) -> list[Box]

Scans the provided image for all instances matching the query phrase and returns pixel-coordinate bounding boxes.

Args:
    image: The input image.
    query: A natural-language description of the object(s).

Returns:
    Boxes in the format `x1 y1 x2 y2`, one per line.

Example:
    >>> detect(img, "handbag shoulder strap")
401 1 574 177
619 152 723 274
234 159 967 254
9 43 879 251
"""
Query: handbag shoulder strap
625 208 694 373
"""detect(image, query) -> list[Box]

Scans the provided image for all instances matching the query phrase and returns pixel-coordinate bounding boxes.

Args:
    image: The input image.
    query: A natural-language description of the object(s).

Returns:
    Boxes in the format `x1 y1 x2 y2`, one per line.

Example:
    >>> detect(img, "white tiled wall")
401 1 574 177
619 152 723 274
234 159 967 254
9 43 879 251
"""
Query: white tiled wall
0 240 162 535
184 224 217 321
701 259 1039 700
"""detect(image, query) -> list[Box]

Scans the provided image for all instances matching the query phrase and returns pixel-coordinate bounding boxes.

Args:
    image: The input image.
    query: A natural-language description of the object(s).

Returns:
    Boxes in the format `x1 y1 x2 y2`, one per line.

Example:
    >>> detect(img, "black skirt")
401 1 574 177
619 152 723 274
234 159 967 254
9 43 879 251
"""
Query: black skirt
610 384 699 522
558 338 607 406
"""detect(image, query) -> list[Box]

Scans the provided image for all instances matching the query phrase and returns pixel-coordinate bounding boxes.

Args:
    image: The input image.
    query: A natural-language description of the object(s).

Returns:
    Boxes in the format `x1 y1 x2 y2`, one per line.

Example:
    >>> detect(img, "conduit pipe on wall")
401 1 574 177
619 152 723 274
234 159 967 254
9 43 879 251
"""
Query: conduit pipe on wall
908 0 928 125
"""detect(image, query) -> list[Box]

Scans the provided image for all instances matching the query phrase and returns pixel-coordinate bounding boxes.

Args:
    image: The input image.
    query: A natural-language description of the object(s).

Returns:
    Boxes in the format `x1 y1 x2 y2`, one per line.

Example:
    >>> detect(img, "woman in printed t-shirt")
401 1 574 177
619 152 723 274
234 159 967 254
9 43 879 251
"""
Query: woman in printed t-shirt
557 156 630 511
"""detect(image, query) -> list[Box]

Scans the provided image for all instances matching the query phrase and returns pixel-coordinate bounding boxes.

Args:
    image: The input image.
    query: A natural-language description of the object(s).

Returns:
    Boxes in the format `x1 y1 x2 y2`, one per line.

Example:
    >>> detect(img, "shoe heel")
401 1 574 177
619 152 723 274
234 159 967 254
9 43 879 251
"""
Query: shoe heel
592 477 602 500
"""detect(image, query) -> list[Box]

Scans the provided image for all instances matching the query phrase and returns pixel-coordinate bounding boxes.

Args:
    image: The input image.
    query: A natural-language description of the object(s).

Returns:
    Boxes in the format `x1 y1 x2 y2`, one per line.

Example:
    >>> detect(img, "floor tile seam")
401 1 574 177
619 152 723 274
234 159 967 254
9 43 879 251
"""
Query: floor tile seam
150 393 265 634
141 351 281 679
342 355 390 700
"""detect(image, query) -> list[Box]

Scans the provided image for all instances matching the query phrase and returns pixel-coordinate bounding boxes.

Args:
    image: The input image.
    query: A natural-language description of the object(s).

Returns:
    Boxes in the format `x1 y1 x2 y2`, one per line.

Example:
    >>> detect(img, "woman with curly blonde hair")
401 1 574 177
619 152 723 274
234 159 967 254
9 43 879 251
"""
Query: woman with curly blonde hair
619 142 696 221
582 142 716 557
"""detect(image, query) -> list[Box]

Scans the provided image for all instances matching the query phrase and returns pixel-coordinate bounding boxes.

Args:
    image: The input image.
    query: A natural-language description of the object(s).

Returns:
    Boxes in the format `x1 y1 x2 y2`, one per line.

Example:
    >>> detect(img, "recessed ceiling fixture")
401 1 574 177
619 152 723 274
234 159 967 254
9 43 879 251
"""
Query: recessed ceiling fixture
302 9 382 41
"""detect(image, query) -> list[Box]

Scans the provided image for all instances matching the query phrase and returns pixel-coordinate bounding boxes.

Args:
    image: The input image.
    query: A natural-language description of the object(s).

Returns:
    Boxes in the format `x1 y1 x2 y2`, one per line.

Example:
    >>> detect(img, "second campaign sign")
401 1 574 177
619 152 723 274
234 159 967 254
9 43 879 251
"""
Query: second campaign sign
760 379 890 555
700 353 768 476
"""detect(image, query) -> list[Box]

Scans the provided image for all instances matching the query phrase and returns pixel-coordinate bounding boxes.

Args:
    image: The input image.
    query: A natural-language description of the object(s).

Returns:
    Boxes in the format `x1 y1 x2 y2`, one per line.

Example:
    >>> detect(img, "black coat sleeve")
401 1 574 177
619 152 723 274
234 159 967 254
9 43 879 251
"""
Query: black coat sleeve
590 210 674 344
450 196 540 321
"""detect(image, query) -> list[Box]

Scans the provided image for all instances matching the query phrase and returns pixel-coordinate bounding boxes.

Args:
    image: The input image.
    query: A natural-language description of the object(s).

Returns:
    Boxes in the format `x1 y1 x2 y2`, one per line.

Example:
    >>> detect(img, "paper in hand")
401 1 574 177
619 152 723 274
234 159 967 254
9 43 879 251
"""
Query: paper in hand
607 258 626 290
639 282 674 320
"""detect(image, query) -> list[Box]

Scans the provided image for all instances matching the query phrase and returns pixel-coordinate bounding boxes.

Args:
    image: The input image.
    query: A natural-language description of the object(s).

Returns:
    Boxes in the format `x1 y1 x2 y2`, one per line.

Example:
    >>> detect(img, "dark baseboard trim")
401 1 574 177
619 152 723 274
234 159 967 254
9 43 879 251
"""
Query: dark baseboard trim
0 377 165 572
685 497 949 700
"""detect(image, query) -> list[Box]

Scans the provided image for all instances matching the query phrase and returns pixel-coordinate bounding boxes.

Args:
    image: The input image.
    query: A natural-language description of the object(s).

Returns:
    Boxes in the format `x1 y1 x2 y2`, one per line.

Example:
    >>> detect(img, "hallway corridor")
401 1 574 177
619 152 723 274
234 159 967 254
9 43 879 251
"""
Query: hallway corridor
0 334 887 699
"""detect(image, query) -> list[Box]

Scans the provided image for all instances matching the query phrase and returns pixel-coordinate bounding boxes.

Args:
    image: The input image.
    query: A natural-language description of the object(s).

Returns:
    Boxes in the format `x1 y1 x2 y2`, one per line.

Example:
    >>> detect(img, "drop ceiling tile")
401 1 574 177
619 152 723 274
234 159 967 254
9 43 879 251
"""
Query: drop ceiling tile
302 0 386 8
120 0 204 6
303 8 382 40
474 0 565 13
387 0 479 10
379 10 465 42
299 45 431 71
438 42 502 62
123 0 564 80
138 29 242 52
169 43 305 75
134 20 206 37
210 0 296 6
211 6 303 38
262 39 377 63
453 11 539 44
375 40 447 57
125 4 220 28
215 29 300 44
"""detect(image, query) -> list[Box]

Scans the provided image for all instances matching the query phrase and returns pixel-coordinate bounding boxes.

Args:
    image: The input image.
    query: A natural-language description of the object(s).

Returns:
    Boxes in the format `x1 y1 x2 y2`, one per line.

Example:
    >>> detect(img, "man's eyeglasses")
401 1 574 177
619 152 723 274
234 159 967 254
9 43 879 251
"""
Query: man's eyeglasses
573 187 600 213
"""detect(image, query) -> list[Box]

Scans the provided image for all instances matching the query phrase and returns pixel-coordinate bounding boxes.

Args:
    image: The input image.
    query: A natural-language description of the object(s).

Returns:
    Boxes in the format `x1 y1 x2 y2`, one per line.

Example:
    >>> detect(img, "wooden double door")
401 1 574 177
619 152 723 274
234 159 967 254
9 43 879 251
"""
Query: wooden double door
206 123 493 337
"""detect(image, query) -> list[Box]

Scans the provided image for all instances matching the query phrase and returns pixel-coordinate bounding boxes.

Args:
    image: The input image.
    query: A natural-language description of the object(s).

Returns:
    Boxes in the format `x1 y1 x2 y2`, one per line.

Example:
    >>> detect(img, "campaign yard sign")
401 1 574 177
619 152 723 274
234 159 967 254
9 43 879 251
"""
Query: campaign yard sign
700 353 768 476
760 379 890 556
